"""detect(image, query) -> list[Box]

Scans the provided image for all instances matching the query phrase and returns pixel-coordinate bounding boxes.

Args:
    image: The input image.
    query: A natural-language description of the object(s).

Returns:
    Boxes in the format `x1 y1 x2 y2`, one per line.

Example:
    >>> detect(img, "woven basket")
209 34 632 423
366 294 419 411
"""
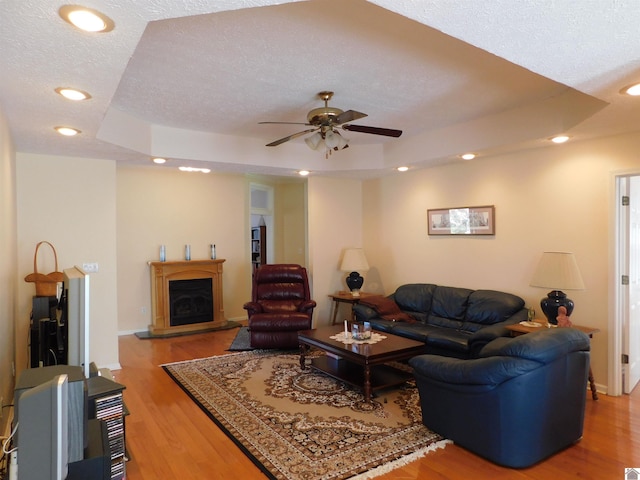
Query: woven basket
24 241 64 296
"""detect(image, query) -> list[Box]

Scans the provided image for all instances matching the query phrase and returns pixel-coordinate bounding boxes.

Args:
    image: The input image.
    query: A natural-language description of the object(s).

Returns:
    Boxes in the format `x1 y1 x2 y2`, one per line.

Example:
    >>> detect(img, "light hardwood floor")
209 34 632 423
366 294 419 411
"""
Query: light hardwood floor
116 327 640 479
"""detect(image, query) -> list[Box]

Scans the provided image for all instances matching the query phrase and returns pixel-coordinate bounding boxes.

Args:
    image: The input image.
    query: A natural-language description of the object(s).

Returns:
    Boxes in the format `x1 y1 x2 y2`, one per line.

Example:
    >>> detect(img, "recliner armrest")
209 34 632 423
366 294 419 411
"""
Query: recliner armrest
298 300 317 314
243 301 264 316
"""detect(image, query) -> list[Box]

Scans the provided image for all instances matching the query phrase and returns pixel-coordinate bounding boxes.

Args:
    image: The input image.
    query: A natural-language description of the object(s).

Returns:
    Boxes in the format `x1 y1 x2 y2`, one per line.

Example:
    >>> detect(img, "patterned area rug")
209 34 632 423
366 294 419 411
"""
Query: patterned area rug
163 350 448 480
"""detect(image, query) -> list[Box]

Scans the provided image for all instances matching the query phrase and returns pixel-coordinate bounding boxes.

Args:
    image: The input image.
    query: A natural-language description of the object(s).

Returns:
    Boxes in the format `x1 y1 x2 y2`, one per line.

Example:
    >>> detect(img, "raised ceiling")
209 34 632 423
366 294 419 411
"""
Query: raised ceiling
0 0 639 178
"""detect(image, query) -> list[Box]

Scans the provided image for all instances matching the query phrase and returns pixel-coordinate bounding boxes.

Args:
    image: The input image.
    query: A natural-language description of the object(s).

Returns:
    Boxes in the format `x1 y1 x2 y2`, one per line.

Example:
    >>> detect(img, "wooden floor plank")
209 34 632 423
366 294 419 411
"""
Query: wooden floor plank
117 328 640 479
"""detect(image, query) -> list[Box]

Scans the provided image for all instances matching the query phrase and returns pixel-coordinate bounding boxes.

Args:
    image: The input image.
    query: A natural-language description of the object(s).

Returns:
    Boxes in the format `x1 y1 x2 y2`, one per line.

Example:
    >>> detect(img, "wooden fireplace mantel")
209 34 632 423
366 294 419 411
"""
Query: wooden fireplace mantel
149 259 227 336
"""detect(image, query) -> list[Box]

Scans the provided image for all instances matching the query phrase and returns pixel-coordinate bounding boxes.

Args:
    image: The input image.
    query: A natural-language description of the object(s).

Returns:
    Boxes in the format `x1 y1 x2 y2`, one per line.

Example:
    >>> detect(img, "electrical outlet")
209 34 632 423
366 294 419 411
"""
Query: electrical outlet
82 262 99 273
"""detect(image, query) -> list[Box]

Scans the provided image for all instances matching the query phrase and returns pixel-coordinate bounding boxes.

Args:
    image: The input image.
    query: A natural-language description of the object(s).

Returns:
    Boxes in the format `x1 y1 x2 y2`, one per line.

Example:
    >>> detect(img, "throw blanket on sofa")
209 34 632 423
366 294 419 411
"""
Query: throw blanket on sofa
359 295 416 323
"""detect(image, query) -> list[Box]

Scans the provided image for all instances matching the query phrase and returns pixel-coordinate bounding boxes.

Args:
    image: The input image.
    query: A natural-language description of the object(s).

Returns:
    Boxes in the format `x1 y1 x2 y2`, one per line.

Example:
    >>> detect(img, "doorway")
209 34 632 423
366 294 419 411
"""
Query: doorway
612 173 640 395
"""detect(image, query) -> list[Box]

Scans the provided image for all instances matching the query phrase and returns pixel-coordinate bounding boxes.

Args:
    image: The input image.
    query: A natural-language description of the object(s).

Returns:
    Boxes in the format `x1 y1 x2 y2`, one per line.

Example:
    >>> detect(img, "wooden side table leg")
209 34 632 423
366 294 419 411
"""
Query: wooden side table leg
588 366 599 400
330 299 339 325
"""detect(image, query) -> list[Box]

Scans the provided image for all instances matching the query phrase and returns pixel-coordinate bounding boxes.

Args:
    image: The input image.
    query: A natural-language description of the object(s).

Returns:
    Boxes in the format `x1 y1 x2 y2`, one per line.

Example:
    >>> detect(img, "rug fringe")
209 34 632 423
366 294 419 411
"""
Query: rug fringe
349 439 452 480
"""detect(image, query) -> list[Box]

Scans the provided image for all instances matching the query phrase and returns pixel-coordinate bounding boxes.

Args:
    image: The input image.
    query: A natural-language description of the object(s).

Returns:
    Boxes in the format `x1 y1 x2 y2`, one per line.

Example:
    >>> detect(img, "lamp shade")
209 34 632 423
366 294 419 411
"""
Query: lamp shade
530 252 585 290
340 248 369 272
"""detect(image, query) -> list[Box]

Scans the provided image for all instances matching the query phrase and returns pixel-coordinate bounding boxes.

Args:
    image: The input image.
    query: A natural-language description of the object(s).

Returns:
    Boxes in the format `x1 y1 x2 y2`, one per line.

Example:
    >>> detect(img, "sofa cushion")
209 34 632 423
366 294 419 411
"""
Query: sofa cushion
359 295 416 323
431 286 473 320
464 290 526 325
393 284 436 315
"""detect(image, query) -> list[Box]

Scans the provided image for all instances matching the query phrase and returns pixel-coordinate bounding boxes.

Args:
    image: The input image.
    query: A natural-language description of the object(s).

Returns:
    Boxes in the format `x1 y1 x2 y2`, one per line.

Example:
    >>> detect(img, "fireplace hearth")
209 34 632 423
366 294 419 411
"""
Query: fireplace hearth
149 259 226 336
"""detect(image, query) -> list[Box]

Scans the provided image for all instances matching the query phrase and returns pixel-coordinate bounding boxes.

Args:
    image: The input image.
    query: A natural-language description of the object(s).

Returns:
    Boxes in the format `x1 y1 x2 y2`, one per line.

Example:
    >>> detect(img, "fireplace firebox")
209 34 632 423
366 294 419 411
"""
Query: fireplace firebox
149 259 226 336
169 278 213 326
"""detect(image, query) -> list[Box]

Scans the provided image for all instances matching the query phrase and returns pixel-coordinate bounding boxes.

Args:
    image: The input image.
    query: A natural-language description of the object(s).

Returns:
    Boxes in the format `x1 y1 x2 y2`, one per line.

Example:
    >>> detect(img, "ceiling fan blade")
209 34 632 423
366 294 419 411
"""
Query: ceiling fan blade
266 128 318 147
342 124 403 137
259 121 312 125
335 110 367 125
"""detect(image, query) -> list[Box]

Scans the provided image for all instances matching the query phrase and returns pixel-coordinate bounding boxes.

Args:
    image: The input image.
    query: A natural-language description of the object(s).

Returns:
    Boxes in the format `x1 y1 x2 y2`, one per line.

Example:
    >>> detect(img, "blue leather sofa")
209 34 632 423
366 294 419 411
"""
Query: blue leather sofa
409 328 591 468
352 283 528 358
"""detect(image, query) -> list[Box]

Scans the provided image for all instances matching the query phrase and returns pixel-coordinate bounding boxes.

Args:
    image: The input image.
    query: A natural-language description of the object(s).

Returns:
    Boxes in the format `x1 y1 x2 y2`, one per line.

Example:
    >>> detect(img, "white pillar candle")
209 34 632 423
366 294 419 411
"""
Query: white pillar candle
344 320 348 337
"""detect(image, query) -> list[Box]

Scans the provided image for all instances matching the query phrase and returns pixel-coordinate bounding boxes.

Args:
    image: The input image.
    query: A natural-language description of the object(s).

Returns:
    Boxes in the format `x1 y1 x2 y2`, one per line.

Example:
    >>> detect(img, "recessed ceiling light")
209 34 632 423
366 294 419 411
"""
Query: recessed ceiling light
152 157 167 164
298 170 310 176
550 135 570 144
396 166 409 172
179 166 211 173
55 87 91 101
621 83 640 96
460 153 476 160
59 5 115 33
54 126 80 136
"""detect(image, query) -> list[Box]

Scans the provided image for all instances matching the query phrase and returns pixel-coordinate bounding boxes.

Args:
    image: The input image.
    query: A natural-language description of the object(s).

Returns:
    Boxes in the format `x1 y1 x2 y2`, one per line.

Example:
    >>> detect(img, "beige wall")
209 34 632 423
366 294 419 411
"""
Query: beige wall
16 153 119 373
116 166 250 332
366 131 640 391
0 106 17 434
275 182 306 265
307 176 364 325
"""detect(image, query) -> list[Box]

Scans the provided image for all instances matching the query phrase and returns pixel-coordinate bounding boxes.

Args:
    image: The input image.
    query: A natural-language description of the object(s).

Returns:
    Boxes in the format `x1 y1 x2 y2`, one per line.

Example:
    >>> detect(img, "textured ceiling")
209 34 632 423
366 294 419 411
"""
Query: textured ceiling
0 0 639 178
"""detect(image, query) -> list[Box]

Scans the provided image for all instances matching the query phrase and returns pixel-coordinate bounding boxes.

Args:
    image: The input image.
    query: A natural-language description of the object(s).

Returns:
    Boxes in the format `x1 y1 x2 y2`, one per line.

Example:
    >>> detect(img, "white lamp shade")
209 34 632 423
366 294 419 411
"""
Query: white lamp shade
340 248 369 272
305 132 322 150
324 130 339 149
530 252 585 290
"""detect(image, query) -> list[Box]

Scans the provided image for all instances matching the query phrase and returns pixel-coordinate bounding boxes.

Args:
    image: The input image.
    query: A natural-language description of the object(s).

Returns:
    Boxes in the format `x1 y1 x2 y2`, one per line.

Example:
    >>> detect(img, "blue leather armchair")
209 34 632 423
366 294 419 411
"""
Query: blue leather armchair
409 328 591 468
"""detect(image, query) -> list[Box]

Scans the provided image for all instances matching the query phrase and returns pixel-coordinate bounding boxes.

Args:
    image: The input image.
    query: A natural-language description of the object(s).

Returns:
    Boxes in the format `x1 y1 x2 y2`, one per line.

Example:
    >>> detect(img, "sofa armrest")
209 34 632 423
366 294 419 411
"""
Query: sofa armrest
466 309 529 356
409 354 541 388
352 303 379 322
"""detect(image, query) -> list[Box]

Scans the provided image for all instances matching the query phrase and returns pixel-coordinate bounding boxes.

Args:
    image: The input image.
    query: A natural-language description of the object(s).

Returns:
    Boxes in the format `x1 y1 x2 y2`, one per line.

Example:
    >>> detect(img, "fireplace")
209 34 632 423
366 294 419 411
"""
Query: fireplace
149 259 226 336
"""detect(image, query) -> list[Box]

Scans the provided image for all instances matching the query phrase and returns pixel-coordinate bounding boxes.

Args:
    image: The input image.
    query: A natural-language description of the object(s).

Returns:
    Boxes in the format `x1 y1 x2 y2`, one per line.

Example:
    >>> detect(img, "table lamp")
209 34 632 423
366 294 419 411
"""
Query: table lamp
340 248 369 297
529 251 585 325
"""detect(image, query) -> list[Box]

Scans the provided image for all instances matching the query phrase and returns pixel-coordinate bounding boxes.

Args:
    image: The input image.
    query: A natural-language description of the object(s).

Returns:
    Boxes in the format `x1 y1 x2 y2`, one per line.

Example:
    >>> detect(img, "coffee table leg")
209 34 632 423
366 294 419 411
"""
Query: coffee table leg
363 365 372 403
299 344 308 370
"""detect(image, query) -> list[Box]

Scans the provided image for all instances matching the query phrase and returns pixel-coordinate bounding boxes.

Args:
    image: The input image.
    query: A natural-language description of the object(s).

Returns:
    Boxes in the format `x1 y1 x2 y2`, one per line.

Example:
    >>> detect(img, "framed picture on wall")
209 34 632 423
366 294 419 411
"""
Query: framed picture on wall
427 205 495 235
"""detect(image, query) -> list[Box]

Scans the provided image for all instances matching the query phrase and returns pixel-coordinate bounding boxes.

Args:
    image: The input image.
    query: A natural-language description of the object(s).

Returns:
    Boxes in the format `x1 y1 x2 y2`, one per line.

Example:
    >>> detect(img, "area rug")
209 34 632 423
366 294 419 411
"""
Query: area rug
163 350 449 480
227 326 252 351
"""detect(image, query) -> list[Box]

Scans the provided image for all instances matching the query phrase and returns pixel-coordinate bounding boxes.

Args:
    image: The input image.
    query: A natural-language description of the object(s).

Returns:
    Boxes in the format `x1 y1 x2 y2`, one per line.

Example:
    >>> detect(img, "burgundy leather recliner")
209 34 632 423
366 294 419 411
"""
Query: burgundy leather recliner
243 264 316 349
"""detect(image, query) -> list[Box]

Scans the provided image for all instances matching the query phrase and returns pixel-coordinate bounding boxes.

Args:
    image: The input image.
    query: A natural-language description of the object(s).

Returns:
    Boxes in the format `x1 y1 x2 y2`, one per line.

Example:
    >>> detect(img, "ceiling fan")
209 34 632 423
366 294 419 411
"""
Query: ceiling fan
259 91 402 154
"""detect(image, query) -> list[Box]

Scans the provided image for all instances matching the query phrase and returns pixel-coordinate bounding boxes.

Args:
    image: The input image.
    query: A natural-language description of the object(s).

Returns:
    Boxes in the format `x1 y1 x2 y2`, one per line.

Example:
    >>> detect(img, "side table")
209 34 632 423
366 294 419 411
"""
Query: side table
505 321 600 400
329 291 378 325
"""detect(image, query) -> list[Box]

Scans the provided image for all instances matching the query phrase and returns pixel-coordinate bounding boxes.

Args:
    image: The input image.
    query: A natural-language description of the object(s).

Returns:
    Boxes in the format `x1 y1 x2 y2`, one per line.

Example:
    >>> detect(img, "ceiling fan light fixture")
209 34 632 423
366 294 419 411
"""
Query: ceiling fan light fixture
305 132 323 150
324 130 339 149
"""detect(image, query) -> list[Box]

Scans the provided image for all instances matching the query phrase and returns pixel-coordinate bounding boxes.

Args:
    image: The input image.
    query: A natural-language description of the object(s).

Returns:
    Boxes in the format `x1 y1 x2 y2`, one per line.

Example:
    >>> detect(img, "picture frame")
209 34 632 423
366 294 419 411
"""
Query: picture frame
427 205 495 235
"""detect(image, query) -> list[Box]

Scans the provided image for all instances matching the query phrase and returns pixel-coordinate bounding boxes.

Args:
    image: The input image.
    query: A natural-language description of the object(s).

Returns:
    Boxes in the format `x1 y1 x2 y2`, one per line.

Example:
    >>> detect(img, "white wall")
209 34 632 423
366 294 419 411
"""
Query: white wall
0 106 16 434
366 131 640 392
16 153 119 373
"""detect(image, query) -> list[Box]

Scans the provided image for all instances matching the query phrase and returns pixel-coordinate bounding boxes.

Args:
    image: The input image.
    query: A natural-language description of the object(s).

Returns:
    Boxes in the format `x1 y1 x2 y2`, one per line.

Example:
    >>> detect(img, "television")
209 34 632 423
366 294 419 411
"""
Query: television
63 266 90 378
17 374 69 480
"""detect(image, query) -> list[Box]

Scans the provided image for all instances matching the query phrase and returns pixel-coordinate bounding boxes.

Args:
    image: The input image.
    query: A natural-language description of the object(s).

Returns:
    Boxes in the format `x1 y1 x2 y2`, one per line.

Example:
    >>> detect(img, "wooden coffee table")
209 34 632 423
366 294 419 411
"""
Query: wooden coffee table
298 326 425 403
